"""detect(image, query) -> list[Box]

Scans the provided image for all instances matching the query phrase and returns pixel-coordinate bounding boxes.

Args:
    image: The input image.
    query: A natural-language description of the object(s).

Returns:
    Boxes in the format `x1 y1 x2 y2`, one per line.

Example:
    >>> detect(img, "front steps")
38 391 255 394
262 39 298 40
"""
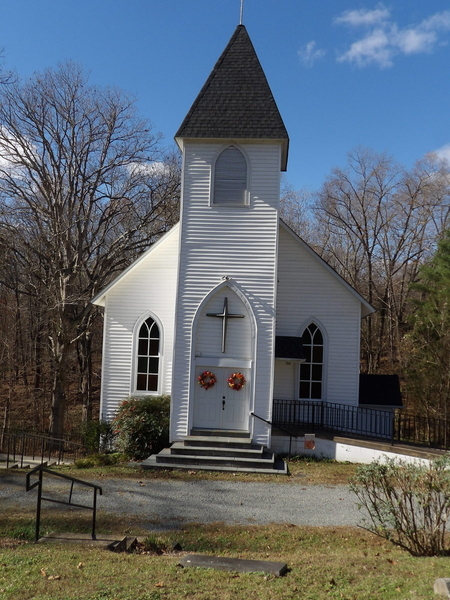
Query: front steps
141 429 287 475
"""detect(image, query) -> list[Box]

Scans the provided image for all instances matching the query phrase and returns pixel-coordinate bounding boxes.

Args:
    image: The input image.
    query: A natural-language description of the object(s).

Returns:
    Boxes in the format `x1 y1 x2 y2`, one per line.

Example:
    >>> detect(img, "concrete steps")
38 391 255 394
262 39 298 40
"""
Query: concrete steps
142 429 287 475
0 455 62 470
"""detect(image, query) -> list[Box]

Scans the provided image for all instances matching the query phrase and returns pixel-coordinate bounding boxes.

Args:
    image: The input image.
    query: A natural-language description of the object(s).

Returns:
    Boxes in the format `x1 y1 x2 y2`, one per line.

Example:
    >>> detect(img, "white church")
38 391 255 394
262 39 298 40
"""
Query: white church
93 25 381 472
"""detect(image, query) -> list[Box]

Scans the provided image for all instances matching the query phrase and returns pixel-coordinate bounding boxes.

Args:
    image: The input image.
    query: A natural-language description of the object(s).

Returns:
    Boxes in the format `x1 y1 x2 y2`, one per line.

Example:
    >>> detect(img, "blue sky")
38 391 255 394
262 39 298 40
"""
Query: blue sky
1 0 450 191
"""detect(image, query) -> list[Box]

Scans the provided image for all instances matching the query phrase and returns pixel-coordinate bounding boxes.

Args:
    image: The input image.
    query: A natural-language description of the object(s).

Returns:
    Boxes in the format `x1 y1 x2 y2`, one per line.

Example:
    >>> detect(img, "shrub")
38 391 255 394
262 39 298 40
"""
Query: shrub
113 395 170 460
74 453 126 469
81 419 116 454
350 455 450 556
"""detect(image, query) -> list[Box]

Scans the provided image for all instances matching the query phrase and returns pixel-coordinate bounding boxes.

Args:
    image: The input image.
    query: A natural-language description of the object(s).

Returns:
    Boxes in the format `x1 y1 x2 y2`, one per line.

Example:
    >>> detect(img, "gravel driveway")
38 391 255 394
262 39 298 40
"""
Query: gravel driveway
0 472 364 531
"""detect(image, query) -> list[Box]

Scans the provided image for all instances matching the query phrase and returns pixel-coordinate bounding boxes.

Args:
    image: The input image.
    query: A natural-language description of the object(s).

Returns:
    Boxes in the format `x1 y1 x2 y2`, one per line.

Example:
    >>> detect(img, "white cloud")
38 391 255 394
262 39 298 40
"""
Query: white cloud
336 8 450 68
334 4 390 27
0 126 35 175
298 41 326 68
128 161 170 177
394 27 437 55
338 27 393 68
433 144 450 164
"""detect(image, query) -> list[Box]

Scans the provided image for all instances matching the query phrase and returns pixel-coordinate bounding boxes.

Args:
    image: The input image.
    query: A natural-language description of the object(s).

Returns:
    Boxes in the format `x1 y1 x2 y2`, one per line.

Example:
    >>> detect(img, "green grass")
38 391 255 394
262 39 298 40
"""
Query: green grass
47 455 358 485
1 515 448 599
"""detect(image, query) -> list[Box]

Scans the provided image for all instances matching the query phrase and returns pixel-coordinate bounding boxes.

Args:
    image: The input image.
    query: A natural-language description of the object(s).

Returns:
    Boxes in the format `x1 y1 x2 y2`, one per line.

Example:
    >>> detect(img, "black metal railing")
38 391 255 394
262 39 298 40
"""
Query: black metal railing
250 411 298 456
0 432 85 468
394 412 450 450
26 465 102 542
272 399 450 451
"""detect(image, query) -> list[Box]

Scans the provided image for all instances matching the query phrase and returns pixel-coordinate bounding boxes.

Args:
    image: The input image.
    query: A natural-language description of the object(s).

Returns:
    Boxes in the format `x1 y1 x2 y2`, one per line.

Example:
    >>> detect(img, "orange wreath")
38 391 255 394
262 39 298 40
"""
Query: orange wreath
227 372 246 391
198 370 216 390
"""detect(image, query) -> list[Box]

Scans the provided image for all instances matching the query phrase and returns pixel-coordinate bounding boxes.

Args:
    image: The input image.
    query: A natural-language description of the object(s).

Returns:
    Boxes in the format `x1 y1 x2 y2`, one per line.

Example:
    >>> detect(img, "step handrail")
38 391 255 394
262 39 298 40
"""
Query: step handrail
250 411 298 456
26 464 102 542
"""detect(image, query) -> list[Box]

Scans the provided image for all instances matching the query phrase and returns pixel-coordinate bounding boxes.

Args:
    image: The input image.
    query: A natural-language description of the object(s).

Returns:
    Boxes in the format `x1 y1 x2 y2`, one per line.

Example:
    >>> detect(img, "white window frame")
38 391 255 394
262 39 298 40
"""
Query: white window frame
211 144 250 207
297 319 328 401
131 311 164 396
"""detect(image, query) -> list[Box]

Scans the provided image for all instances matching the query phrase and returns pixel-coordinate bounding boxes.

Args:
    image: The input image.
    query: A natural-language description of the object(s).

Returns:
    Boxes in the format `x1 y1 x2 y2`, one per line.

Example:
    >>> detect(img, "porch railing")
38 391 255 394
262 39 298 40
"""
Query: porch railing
272 399 450 451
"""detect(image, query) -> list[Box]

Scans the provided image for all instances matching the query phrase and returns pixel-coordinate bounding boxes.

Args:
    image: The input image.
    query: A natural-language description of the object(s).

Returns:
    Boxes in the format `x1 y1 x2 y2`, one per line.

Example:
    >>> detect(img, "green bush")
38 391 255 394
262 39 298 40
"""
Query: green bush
350 455 450 556
113 395 170 460
80 419 116 454
74 453 126 469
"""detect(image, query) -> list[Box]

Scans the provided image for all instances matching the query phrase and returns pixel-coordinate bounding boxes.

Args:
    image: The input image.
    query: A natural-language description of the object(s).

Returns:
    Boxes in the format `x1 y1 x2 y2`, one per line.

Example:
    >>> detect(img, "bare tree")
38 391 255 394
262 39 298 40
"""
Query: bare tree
315 147 450 372
0 47 14 85
279 177 314 242
0 62 180 438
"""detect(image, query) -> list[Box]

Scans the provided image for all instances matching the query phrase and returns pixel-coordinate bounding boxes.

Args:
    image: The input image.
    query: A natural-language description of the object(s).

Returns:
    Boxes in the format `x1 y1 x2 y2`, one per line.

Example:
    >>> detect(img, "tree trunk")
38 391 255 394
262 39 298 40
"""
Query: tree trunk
48 326 69 441
78 329 93 424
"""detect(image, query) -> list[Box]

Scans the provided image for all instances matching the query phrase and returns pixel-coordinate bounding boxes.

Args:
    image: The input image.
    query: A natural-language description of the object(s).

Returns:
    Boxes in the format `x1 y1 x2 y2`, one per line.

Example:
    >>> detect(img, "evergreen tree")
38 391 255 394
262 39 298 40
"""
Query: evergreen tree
404 230 450 419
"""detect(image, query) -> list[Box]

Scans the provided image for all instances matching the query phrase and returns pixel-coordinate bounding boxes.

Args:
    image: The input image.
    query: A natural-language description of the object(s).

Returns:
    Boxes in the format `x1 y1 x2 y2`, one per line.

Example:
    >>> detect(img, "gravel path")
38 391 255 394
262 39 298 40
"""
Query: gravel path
0 472 364 531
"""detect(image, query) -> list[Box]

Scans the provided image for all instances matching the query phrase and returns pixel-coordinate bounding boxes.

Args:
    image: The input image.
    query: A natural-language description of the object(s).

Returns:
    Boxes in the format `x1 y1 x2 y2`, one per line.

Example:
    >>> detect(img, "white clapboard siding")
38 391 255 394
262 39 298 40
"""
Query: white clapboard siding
171 141 282 446
275 223 362 406
98 226 179 420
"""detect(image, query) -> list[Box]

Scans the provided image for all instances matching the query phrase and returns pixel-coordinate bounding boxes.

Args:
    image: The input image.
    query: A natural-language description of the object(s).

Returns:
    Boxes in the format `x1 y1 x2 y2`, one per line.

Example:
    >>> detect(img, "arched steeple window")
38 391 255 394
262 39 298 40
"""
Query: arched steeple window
299 323 324 400
213 146 248 205
136 317 160 392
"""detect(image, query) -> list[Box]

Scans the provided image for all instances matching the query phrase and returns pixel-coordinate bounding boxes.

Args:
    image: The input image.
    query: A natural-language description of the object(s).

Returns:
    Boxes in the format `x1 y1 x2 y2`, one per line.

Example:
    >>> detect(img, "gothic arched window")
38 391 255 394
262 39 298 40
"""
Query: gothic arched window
136 317 160 392
299 323 323 400
213 146 248 205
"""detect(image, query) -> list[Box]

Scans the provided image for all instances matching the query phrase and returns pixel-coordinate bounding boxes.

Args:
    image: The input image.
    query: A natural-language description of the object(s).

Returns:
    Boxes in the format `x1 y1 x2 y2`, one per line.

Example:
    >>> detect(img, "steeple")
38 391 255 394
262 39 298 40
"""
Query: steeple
175 25 289 170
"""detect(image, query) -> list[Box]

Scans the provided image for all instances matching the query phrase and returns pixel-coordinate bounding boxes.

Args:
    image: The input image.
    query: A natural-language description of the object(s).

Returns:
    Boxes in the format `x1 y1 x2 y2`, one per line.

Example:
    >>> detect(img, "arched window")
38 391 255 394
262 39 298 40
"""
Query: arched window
299 323 323 400
213 146 248 205
136 317 160 392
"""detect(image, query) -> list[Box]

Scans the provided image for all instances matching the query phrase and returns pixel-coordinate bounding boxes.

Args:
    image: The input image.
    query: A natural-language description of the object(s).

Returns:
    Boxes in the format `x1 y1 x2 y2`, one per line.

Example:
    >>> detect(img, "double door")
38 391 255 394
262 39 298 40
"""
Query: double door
192 366 250 431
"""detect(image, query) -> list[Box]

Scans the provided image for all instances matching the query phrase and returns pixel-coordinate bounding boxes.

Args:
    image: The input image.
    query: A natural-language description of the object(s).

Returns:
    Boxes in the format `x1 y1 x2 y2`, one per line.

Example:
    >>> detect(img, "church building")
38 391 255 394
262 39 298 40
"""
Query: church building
92 25 374 469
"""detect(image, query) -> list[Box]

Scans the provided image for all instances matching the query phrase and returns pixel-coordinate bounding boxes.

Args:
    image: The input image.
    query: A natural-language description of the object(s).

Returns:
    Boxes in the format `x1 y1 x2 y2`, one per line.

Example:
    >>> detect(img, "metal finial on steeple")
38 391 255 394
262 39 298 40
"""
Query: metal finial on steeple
240 0 244 24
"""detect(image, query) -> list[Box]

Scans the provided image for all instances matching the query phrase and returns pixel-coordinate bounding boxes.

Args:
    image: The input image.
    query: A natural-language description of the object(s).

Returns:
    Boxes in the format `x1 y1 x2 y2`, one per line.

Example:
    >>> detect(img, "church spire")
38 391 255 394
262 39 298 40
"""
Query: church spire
175 25 289 170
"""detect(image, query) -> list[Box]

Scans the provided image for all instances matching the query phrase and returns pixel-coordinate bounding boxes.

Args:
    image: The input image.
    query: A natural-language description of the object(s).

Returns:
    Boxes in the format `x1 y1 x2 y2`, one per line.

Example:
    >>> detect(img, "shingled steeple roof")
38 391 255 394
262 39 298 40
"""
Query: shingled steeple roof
175 25 289 170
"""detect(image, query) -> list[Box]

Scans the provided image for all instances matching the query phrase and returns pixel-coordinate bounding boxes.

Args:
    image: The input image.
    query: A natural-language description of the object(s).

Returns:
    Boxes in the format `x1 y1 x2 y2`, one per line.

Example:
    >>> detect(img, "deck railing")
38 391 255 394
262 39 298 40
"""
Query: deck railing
0 431 85 467
272 399 450 451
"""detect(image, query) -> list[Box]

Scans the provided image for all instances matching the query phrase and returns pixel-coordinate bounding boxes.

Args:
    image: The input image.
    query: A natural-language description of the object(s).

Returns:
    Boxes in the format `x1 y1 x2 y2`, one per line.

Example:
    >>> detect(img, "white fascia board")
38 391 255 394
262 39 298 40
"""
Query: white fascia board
279 219 375 318
91 223 180 307
175 137 288 170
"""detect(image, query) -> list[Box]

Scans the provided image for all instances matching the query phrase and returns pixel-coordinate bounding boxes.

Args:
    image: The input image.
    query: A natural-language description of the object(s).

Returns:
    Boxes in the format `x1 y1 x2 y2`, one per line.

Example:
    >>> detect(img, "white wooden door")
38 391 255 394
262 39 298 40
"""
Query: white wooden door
193 367 250 431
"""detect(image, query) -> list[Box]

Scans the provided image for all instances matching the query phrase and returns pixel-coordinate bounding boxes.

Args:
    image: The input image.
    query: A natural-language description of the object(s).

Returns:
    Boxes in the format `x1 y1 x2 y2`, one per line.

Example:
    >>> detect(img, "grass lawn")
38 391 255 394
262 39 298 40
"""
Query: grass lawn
51 455 359 486
1 512 448 600
1 459 447 599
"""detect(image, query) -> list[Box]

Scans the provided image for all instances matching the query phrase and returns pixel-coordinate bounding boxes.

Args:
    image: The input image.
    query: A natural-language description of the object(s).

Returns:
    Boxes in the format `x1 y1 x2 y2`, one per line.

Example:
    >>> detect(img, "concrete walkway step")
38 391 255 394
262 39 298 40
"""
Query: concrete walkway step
171 442 264 458
0 457 64 469
184 436 254 449
190 429 250 438
141 453 288 475
154 447 276 469
178 554 288 576
37 532 138 552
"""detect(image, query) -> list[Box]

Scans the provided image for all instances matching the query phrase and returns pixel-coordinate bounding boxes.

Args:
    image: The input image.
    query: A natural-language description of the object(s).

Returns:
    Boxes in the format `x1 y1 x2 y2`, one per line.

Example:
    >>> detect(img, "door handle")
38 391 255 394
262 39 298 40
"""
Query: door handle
222 398 225 410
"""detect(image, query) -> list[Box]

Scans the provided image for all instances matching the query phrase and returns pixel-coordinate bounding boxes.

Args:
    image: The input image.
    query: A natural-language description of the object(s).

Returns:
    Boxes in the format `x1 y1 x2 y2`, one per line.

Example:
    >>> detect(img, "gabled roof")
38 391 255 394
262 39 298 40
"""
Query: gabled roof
279 219 375 318
91 224 180 307
175 24 289 170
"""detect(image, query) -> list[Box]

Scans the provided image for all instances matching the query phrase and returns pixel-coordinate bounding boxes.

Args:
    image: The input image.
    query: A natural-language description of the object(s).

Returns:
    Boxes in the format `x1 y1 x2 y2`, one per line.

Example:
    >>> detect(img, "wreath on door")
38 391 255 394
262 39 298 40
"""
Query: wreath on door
227 372 246 391
198 370 217 390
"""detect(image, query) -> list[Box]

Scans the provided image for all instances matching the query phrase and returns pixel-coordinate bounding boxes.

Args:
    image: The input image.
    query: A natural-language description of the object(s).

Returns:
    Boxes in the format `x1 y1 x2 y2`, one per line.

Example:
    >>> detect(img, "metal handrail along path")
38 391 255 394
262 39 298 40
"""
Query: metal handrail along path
26 465 102 542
